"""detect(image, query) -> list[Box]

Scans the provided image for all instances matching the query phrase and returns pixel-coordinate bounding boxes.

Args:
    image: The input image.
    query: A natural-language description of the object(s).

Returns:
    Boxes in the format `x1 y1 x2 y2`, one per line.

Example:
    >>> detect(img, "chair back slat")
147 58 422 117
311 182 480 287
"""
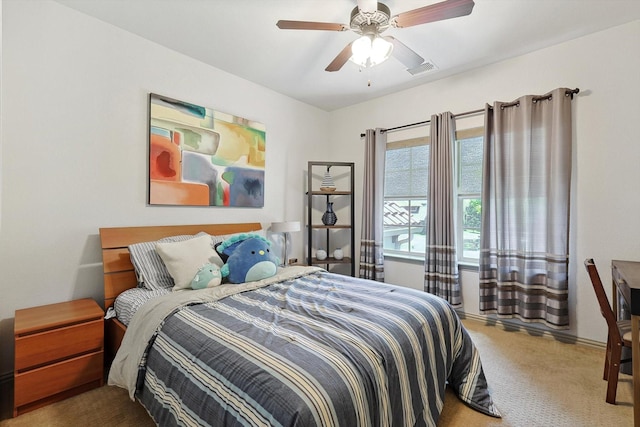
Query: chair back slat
584 258 622 343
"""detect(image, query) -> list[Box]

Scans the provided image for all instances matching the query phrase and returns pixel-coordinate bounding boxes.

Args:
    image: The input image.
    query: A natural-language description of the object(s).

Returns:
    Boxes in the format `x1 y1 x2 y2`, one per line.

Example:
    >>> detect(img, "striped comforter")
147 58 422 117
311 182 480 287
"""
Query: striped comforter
110 267 499 426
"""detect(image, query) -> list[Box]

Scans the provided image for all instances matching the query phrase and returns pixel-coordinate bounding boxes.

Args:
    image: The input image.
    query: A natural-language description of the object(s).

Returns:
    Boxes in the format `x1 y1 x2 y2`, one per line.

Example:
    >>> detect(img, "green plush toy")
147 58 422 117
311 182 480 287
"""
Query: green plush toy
217 234 279 283
190 263 222 289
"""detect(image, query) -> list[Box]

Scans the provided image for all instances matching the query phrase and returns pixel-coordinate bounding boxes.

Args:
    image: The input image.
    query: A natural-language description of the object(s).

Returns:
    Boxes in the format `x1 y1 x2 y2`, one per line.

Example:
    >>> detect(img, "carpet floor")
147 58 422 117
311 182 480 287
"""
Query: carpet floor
0 318 633 426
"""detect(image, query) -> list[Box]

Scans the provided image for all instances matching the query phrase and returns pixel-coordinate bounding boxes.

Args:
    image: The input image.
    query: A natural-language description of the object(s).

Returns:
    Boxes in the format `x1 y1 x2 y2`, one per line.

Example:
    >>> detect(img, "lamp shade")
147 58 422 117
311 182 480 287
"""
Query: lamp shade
271 221 301 233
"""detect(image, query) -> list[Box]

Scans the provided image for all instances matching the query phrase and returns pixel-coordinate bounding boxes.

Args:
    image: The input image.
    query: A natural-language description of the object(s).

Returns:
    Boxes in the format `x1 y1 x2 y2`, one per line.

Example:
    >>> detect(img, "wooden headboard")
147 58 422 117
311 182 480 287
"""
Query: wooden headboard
99 222 262 361
99 222 263 310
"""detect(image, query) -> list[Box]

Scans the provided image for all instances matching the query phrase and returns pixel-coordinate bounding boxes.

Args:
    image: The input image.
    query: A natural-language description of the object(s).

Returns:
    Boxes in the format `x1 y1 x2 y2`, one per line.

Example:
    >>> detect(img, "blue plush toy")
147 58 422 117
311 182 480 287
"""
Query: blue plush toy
190 263 222 290
217 234 279 284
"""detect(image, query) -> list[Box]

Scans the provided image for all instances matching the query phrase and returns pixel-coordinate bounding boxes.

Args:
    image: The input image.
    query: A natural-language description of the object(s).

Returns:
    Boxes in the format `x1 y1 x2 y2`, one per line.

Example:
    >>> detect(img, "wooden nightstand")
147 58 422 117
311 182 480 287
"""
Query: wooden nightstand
13 298 104 417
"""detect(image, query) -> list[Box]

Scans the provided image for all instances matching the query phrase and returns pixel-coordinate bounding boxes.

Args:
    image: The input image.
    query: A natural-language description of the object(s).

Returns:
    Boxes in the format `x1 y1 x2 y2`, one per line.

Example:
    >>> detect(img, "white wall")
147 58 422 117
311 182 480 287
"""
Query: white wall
2 0 638 380
328 20 640 344
0 0 3 233
0 0 329 376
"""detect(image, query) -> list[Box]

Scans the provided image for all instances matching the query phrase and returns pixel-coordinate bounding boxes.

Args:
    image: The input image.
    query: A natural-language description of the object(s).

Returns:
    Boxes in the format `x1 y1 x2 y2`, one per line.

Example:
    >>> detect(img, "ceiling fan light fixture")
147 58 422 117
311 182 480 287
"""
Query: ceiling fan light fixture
370 36 393 65
350 34 393 68
351 35 372 66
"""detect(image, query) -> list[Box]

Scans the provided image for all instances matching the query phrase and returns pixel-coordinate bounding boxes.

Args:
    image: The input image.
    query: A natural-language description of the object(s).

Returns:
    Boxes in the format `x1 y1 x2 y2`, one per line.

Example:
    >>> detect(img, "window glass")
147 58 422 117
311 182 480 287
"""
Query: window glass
460 197 481 260
459 136 483 193
383 144 429 257
456 133 483 263
383 129 484 263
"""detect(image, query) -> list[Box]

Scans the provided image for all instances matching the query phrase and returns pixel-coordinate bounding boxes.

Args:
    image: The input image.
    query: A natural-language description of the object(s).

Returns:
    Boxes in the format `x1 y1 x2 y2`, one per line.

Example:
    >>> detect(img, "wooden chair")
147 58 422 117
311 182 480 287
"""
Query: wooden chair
584 258 632 404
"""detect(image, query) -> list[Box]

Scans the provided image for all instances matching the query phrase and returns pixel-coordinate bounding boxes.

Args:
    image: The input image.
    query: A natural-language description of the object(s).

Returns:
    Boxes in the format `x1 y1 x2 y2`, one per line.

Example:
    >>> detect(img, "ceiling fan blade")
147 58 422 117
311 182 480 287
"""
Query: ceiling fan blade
325 42 354 72
357 0 377 14
276 20 348 31
385 36 424 69
393 0 474 28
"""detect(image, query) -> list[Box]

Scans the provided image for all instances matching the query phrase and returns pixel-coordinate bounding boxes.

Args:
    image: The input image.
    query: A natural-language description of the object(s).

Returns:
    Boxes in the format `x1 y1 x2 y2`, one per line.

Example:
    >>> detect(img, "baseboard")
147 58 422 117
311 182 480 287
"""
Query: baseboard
0 372 12 388
0 371 13 420
459 312 606 349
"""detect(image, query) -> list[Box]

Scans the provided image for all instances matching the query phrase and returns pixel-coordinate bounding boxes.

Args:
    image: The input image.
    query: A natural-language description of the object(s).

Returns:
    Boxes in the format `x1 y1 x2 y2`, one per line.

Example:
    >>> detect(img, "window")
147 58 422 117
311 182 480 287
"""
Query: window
382 128 484 263
383 138 429 257
456 129 483 263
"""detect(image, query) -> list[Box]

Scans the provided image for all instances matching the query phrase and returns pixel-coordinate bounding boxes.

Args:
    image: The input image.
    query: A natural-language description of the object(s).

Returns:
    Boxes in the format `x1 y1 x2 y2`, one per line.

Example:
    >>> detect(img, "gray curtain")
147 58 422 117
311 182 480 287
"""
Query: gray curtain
424 112 461 306
360 128 386 281
479 87 573 329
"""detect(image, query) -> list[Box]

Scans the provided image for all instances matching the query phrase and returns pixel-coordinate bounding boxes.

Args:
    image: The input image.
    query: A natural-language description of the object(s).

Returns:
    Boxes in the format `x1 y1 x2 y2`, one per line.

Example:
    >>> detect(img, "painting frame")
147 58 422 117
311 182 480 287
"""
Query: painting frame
148 93 266 207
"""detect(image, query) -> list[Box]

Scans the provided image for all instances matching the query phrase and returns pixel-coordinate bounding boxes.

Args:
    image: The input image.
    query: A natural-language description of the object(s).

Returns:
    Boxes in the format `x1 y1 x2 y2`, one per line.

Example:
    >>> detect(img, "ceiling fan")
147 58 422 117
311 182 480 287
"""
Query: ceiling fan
276 0 474 72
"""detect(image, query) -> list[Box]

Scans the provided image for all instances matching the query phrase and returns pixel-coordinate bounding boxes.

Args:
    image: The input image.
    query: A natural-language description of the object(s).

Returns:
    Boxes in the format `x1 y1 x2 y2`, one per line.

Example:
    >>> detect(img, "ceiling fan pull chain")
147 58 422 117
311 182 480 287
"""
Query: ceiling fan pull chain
366 67 373 87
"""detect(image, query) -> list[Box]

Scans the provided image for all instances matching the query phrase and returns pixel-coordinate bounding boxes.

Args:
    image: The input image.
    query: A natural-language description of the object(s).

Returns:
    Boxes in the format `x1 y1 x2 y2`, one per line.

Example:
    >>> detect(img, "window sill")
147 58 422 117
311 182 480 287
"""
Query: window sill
384 253 424 264
384 254 479 271
458 262 479 272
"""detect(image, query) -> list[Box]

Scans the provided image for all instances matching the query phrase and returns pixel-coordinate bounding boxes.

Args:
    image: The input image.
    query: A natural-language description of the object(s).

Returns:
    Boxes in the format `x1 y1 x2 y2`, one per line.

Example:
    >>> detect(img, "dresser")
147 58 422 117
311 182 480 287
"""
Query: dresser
13 298 104 417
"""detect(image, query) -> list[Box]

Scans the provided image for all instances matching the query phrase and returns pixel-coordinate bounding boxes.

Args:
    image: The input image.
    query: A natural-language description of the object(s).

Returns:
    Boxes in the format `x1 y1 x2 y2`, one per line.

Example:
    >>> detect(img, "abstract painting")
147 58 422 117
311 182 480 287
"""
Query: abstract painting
148 93 266 207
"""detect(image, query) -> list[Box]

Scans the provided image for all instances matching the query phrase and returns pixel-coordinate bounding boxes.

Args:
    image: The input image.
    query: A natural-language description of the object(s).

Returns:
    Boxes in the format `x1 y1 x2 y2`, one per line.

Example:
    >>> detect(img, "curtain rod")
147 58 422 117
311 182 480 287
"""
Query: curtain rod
360 88 579 137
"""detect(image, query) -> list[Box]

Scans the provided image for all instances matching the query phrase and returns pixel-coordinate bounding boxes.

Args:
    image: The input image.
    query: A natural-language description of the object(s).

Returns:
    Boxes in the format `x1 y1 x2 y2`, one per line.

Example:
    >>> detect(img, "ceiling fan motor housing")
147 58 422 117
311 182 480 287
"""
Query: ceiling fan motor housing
350 2 391 34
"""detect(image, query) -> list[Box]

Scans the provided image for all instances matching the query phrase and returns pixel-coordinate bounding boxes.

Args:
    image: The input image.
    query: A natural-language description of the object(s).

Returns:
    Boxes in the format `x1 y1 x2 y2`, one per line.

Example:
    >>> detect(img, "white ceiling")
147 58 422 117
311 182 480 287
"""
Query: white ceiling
54 0 640 111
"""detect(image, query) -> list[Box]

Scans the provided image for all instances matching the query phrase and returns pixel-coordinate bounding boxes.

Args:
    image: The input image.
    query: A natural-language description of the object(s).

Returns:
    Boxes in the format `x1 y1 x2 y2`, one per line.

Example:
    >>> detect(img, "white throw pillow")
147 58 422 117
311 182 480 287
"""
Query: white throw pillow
155 234 224 291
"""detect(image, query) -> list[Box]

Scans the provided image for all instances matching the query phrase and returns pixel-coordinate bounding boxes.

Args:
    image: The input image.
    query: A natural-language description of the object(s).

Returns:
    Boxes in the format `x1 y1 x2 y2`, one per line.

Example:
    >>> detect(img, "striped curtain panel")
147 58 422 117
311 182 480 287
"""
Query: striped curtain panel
359 128 386 281
424 112 461 306
479 88 573 329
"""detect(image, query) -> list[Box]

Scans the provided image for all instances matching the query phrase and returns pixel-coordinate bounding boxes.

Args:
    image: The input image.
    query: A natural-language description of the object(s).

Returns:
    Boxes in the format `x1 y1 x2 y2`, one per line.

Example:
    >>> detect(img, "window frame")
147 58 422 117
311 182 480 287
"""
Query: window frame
381 127 485 264
454 127 484 265
383 136 430 259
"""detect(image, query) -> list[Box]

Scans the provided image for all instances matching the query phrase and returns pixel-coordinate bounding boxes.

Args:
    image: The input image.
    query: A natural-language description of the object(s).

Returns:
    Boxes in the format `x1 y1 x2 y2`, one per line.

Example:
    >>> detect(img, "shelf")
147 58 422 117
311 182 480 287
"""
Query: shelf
310 257 352 265
309 224 351 229
309 191 351 196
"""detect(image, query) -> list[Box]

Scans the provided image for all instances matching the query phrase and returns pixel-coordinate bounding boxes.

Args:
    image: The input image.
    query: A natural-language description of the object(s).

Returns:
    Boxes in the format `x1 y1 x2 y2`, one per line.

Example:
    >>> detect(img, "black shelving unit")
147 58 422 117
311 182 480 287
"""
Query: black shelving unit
306 161 355 276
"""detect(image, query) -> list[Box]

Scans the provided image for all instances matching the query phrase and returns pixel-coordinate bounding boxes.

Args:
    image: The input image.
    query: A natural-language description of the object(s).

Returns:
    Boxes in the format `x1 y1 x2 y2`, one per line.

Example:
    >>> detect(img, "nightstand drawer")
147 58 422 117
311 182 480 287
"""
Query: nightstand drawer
14 351 103 408
15 319 103 371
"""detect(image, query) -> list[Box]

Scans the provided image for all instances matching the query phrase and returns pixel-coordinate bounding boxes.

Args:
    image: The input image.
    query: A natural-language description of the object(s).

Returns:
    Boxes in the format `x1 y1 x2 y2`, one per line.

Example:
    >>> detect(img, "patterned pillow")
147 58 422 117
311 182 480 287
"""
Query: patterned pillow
114 287 170 326
129 233 206 290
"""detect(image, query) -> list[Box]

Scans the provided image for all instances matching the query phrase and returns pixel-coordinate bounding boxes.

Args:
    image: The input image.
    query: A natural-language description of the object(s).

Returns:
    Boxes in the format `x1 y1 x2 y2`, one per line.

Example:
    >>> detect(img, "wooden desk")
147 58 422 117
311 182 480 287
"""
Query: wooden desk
612 260 640 427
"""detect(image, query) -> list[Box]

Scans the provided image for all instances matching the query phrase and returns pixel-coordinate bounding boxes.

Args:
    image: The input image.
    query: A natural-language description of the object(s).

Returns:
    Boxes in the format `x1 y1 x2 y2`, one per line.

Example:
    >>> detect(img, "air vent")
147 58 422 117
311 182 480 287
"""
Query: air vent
407 60 438 75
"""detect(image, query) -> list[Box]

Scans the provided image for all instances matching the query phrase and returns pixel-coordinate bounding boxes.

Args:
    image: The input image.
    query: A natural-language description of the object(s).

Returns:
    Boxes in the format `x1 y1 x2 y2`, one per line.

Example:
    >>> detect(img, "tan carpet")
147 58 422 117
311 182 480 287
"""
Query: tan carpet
0 318 633 426
440 319 633 426
0 384 154 427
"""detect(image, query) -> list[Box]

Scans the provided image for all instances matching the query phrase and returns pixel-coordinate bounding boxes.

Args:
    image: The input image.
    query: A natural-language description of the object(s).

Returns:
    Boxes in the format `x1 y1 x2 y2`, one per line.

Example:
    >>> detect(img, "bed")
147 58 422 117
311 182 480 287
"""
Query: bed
100 223 500 426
